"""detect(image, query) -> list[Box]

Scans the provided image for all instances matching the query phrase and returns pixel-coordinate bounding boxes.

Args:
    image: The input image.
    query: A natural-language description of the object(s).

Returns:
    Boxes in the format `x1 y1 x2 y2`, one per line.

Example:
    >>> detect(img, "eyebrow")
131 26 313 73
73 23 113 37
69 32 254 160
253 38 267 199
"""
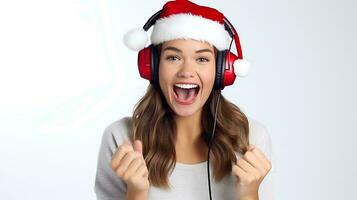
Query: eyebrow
163 46 213 54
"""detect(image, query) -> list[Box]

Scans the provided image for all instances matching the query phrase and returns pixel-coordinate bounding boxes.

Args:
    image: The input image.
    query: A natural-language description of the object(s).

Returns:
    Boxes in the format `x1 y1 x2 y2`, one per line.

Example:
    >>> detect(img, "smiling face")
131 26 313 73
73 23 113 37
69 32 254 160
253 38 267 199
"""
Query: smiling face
158 39 216 117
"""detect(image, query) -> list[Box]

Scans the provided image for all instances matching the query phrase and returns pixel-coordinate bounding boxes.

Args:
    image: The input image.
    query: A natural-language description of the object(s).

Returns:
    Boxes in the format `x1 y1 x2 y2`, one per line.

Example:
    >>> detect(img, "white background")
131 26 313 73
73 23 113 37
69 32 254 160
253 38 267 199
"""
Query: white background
0 0 356 199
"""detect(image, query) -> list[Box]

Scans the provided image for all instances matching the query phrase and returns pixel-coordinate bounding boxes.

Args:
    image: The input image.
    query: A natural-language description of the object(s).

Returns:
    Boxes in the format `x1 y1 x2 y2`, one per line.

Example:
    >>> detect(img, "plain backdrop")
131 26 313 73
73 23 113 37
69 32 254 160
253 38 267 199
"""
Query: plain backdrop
0 0 356 199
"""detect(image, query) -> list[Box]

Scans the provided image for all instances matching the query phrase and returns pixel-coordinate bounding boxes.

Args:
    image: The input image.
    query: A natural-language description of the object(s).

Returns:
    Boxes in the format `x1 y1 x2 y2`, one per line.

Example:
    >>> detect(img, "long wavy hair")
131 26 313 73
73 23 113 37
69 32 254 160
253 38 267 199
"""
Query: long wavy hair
130 44 250 188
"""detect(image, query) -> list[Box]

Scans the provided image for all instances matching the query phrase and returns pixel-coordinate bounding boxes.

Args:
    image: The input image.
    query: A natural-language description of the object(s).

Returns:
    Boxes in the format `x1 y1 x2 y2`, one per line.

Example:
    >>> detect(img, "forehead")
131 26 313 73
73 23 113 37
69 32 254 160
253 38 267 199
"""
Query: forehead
161 39 214 52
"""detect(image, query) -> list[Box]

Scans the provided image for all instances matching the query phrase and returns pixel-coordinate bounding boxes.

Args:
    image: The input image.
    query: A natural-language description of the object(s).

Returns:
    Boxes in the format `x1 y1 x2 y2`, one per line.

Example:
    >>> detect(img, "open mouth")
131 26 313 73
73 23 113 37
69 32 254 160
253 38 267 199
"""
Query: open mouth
173 83 200 105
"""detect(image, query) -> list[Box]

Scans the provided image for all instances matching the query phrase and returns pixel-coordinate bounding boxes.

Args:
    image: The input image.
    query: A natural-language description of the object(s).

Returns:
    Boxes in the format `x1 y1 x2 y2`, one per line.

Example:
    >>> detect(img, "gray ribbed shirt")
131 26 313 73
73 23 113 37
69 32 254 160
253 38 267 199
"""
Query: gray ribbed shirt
94 116 274 199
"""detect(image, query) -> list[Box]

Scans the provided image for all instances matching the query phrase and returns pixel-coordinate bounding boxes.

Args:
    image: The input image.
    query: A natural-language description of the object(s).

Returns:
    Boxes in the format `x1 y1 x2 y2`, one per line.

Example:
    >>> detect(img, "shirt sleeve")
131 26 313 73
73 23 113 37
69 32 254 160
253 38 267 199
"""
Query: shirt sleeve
248 117 275 200
94 119 129 200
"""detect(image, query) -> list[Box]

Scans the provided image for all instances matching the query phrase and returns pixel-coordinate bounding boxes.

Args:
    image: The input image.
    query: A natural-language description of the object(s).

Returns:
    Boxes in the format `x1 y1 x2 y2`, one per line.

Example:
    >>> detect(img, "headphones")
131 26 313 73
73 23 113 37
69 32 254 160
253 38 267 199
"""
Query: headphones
137 10 245 90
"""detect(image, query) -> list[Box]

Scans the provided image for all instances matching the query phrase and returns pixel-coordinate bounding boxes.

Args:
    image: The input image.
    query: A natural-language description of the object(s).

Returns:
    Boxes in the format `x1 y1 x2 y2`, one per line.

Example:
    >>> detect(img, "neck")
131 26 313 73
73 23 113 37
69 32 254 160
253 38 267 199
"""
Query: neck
174 110 203 146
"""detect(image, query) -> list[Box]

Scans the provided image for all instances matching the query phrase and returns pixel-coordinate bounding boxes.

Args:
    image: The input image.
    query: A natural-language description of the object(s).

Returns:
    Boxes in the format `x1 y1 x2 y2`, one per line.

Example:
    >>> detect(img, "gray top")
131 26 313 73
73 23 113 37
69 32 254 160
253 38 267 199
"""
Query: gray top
94 116 274 200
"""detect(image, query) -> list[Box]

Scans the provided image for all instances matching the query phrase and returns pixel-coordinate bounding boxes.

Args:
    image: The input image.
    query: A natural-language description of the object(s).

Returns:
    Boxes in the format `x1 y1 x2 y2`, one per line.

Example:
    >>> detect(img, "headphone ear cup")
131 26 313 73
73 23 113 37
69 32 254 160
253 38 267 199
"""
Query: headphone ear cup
138 46 152 81
137 44 159 84
214 50 226 89
222 51 238 87
150 44 159 85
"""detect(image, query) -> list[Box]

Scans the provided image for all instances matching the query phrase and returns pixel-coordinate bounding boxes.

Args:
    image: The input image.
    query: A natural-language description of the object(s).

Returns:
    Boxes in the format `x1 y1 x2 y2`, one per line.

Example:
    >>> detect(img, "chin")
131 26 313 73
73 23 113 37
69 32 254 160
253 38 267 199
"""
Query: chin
171 106 201 118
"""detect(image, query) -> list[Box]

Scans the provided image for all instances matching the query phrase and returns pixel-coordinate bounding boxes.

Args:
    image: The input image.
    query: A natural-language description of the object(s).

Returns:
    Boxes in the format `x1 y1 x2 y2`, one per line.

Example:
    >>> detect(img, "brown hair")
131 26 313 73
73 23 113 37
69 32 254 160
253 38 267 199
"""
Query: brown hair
130 44 250 188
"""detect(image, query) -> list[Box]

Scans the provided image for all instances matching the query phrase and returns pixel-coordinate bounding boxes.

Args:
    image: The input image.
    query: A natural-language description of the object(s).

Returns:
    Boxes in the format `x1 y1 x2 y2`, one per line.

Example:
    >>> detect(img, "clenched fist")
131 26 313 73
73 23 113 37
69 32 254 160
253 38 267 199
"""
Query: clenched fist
232 144 272 199
111 139 150 193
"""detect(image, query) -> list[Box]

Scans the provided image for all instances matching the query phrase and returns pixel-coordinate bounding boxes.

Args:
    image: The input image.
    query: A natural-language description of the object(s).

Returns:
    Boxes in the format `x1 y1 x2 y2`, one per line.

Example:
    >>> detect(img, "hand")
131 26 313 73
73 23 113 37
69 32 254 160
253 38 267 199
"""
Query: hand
232 144 272 199
111 139 149 193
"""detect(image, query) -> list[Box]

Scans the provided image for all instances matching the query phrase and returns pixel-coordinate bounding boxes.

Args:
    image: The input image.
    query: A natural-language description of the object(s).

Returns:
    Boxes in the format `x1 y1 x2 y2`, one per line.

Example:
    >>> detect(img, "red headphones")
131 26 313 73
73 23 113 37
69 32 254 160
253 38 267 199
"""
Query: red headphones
137 10 245 90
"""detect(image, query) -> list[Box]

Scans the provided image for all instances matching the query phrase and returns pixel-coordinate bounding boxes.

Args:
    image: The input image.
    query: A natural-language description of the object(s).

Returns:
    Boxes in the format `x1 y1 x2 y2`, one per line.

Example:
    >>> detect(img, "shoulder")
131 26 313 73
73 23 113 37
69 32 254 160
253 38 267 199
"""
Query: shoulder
101 116 133 150
105 116 132 135
247 116 269 145
247 116 273 160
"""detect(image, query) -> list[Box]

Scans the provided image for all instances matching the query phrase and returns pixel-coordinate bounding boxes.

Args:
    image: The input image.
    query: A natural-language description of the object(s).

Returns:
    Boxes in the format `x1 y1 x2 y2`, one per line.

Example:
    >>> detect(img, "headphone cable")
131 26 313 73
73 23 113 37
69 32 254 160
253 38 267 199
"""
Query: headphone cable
207 32 233 200
207 90 221 200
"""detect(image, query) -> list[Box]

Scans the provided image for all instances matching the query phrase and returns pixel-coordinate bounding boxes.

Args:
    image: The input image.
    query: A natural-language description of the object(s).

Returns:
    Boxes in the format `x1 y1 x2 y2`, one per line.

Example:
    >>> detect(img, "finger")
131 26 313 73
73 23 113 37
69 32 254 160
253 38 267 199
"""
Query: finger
250 147 271 167
134 164 149 179
243 150 266 174
133 140 143 154
248 144 255 151
111 144 134 169
232 164 247 181
236 158 256 174
116 151 140 176
122 157 144 181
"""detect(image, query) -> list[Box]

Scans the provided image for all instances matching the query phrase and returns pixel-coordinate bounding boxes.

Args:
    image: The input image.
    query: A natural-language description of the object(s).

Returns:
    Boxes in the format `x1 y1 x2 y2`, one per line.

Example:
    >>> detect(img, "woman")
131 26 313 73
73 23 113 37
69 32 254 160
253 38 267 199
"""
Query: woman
95 1 273 200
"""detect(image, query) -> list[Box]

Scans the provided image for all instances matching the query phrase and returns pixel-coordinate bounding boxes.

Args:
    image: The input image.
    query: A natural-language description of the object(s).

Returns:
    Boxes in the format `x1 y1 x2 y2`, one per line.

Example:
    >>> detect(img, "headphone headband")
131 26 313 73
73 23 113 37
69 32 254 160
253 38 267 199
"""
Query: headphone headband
223 17 243 60
143 10 162 31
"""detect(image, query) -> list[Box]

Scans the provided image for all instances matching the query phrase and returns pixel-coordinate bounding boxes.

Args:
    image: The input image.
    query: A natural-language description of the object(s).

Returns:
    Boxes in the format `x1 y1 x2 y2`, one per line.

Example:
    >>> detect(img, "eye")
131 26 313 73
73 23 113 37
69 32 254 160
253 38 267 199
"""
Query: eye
166 55 180 61
197 57 210 63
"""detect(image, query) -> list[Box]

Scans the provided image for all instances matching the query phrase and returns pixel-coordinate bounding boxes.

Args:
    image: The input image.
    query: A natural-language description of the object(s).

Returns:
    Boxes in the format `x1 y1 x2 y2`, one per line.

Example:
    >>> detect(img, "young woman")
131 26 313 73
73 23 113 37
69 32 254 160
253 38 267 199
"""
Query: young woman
95 1 273 200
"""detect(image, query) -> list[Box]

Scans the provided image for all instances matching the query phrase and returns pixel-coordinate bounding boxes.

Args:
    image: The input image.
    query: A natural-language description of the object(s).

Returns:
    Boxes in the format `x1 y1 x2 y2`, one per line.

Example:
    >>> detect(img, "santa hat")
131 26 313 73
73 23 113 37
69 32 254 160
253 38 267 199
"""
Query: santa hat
123 0 250 77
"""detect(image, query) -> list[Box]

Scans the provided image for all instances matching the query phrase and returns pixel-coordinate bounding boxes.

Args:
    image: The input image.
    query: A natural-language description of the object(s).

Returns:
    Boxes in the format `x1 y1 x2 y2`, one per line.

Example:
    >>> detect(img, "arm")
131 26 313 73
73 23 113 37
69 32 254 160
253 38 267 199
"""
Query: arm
112 140 149 200
233 118 275 200
94 123 128 199
256 123 275 200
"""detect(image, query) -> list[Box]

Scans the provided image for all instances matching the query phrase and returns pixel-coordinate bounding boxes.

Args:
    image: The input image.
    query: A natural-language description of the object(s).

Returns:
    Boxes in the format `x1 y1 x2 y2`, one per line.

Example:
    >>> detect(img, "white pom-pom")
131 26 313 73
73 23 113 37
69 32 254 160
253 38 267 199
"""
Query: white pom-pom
123 28 148 51
234 59 250 77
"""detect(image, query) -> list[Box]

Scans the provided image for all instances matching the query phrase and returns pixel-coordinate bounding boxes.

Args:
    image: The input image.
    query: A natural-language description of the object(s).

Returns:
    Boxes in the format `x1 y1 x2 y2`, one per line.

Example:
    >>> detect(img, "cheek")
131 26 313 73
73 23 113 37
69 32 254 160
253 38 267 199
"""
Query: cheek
201 64 216 89
158 64 174 91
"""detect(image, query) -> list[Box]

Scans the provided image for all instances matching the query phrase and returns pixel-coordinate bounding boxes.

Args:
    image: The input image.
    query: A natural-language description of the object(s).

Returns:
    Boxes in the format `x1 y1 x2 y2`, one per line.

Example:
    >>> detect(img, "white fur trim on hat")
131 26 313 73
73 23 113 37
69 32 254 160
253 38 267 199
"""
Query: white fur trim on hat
234 59 250 77
123 28 148 51
151 13 230 50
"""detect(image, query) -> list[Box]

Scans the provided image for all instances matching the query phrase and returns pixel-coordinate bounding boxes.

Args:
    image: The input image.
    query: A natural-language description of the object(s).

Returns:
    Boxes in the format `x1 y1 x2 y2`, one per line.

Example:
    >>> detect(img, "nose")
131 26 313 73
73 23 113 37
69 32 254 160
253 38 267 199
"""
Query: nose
177 60 195 78
177 71 194 78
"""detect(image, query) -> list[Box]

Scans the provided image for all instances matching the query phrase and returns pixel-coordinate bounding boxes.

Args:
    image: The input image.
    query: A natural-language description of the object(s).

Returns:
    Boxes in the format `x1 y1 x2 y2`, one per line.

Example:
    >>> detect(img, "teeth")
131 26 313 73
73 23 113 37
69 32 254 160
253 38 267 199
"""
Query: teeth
174 83 198 89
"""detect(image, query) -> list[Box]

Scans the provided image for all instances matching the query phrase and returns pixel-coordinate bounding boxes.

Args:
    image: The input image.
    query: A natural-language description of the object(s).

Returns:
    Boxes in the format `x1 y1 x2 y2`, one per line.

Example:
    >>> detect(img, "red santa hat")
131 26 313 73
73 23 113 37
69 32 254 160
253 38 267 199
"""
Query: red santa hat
123 0 250 77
